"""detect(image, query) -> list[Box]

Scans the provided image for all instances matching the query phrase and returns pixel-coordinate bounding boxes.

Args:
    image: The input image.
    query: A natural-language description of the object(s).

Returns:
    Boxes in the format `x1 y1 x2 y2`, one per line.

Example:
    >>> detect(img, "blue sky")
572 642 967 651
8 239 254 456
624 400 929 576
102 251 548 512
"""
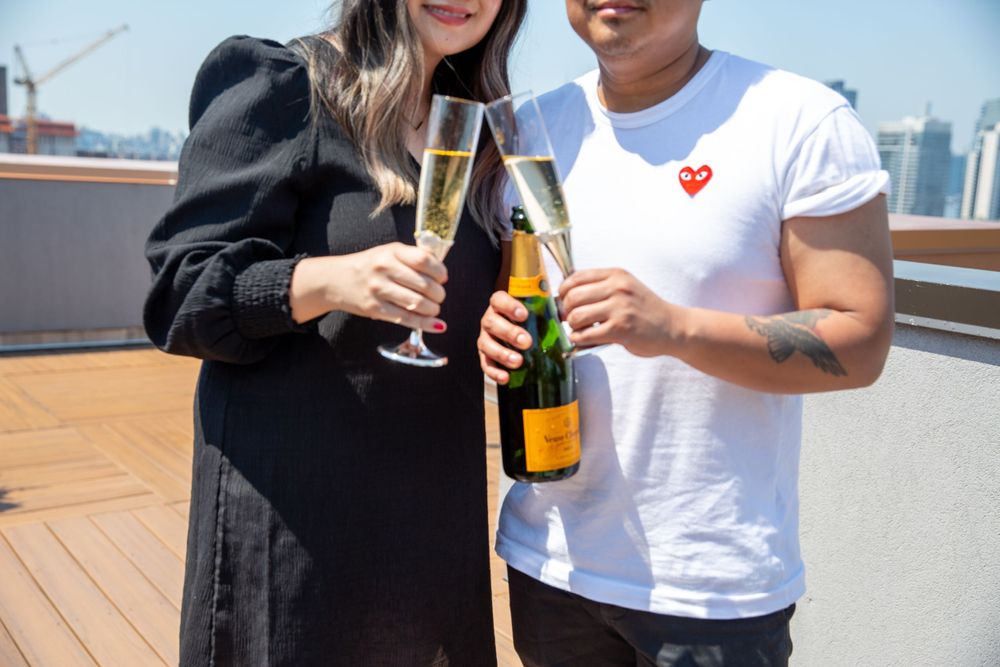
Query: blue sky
1 1 998 151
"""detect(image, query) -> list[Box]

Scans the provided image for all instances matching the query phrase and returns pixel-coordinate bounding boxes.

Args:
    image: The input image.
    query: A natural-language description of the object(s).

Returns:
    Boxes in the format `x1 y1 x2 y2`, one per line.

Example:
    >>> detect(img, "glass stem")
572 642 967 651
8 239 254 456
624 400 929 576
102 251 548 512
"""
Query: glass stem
409 328 425 351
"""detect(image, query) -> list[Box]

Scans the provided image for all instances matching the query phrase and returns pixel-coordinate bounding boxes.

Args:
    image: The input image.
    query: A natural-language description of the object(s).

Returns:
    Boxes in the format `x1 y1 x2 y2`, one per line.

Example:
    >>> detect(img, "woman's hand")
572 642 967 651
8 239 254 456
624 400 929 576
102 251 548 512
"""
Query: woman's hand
290 243 449 331
477 290 532 385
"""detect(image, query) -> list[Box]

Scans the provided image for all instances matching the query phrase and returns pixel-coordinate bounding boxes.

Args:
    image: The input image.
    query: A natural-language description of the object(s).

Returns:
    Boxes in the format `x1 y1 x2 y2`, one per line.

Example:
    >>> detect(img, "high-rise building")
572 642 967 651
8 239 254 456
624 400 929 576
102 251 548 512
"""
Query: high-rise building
0 65 8 117
944 153 967 218
825 80 858 110
973 98 1000 137
878 114 952 217
961 121 1000 221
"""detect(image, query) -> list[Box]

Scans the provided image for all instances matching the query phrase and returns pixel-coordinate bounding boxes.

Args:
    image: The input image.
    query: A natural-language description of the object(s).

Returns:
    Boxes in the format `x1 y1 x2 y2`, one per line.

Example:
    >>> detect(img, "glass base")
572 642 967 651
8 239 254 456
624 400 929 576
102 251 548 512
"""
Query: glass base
378 330 448 368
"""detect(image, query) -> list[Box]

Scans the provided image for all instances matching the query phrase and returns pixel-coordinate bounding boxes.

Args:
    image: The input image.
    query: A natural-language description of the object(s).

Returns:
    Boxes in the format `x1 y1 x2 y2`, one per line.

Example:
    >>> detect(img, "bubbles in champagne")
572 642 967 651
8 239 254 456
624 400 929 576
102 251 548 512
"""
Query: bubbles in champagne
502 156 571 235
503 156 575 277
417 149 473 243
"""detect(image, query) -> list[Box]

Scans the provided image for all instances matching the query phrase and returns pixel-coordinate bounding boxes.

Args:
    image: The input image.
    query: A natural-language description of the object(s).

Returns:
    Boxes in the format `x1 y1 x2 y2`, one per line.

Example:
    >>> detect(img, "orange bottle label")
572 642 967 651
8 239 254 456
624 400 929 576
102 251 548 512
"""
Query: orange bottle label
523 401 581 472
508 274 549 298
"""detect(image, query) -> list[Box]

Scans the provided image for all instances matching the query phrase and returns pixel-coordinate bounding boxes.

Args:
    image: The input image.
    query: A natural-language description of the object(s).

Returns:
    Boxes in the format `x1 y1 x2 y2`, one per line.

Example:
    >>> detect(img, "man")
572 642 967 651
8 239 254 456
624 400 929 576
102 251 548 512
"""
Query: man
478 1 894 665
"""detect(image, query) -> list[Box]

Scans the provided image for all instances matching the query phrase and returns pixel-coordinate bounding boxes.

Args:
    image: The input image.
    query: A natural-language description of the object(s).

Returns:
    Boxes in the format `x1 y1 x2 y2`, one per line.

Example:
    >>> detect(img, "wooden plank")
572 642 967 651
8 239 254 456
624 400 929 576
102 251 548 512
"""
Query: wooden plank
0 474 152 516
0 619 29 667
102 419 192 487
0 427 156 522
133 505 188 559
78 423 189 502
492 590 515 641
0 535 96 667
0 349 188 376
496 632 523 667
49 516 181 665
493 592 521 666
489 548 509 596
4 524 162 665
3 523 164 666
7 362 199 424
0 428 95 469
91 511 184 608
0 493 160 528
0 376 61 433
169 501 191 519
0 457 123 489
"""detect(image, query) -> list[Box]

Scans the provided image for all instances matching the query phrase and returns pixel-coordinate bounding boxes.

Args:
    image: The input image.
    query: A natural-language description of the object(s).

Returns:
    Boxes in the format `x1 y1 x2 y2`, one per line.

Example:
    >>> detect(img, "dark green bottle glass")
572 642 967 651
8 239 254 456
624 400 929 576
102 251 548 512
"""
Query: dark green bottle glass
497 207 580 482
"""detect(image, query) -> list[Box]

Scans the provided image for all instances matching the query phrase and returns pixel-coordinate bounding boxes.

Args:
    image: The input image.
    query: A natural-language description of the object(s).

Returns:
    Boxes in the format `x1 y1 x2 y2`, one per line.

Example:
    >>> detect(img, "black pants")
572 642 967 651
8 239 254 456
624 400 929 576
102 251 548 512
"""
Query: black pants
507 567 794 667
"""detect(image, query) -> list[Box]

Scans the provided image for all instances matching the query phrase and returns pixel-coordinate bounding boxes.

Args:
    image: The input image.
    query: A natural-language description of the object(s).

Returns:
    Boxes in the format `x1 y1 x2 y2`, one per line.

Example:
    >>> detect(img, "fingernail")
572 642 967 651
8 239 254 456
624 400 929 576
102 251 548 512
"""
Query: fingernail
507 352 520 364
432 322 446 332
515 307 527 319
516 333 529 346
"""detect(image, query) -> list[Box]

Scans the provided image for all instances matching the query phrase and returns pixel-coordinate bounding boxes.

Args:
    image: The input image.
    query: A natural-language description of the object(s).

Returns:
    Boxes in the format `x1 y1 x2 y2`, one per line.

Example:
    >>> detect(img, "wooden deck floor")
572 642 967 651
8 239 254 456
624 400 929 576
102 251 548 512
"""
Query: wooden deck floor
0 348 520 666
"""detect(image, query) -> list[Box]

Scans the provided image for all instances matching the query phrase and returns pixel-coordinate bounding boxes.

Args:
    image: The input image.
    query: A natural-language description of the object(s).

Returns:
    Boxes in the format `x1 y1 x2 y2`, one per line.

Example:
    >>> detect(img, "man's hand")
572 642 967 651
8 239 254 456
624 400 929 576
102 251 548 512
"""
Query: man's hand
559 268 684 358
478 291 533 385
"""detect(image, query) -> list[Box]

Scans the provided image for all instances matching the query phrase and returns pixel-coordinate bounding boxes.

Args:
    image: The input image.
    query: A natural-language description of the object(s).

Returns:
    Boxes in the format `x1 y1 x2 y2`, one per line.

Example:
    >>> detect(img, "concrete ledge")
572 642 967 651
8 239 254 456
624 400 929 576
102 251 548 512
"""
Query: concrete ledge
0 153 177 186
894 260 1000 339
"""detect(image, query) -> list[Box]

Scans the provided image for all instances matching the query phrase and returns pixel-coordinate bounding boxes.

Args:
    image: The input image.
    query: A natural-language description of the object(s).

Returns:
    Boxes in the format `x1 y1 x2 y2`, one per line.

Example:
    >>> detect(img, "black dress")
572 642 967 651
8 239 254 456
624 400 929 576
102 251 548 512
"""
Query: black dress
144 36 499 666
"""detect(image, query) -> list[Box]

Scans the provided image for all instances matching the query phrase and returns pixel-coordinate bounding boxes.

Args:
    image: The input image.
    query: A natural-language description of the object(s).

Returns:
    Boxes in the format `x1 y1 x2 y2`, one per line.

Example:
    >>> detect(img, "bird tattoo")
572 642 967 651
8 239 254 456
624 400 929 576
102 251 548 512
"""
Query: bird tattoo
745 309 847 376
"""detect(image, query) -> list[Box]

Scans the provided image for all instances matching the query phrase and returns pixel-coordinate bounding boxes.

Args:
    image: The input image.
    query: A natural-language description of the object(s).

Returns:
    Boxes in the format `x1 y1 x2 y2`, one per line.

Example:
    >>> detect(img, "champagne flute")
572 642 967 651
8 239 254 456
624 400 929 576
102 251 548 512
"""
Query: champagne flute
485 92 604 356
485 92 575 278
378 95 485 368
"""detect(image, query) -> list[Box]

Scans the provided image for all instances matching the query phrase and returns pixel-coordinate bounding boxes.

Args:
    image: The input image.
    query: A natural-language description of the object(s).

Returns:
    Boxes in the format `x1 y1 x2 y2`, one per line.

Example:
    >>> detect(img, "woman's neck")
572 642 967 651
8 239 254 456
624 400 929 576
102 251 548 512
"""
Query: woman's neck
406 52 440 162
414 52 440 124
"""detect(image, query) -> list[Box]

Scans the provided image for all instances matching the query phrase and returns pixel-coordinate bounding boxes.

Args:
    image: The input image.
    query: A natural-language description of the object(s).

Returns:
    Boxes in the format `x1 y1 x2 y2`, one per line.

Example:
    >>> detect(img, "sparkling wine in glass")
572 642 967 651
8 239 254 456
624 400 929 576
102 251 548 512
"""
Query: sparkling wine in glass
378 95 485 368
485 92 605 356
485 92 575 279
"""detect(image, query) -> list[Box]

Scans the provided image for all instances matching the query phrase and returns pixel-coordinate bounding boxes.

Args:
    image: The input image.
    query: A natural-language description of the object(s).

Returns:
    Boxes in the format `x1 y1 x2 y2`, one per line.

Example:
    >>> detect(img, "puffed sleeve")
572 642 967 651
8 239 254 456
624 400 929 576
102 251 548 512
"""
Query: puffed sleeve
143 36 315 364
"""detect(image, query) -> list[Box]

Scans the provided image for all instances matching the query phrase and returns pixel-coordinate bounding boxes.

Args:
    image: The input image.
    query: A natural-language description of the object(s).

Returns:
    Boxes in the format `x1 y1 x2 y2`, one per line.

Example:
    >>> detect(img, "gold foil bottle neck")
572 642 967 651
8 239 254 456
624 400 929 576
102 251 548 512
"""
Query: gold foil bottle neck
510 230 546 279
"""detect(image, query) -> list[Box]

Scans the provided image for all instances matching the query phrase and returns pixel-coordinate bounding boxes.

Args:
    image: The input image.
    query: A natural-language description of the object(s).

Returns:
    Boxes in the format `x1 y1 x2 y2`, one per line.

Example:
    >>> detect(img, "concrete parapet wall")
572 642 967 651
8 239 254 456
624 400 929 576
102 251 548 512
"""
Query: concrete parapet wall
795 324 1000 666
0 156 175 335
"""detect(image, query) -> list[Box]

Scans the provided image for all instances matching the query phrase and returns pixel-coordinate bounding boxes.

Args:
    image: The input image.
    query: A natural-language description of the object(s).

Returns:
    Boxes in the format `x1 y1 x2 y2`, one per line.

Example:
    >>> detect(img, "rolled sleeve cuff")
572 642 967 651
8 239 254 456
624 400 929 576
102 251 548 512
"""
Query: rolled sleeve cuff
231 254 311 340
782 170 890 220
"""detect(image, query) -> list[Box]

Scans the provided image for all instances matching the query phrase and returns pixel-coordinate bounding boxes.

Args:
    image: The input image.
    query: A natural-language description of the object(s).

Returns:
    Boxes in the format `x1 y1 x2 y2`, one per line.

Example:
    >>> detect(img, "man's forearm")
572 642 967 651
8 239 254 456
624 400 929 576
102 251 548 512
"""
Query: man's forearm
667 305 892 394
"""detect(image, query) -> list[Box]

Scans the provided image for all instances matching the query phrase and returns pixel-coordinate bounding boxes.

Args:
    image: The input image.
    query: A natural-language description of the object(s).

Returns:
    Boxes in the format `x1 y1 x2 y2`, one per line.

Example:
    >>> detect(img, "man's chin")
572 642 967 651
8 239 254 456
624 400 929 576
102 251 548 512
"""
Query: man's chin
584 26 637 58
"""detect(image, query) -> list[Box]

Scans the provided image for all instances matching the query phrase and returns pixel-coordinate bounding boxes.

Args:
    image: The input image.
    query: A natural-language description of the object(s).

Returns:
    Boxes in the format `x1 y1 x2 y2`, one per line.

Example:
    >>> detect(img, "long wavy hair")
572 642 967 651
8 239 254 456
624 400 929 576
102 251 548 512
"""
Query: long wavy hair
296 1 526 238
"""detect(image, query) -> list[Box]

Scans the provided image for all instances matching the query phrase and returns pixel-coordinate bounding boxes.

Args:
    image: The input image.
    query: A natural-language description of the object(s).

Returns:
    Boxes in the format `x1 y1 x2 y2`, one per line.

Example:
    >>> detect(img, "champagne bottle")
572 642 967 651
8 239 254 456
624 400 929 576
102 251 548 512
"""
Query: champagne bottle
497 207 580 482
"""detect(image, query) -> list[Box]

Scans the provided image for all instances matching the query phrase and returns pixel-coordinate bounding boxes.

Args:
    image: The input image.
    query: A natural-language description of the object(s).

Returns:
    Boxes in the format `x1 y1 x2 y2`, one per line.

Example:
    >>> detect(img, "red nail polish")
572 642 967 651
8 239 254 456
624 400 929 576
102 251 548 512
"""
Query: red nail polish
433 322 445 332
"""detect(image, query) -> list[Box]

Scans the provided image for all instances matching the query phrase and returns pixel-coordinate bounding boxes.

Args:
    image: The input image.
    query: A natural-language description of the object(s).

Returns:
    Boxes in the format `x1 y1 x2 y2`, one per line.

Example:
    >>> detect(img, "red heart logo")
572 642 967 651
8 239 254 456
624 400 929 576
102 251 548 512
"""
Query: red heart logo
679 165 713 196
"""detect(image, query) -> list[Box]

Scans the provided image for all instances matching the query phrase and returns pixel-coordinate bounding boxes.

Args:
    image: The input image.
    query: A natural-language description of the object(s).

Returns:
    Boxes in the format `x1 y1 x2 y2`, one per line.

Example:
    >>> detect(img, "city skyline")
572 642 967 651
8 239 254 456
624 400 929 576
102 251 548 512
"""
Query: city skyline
1 0 998 152
962 100 1000 220
878 115 953 217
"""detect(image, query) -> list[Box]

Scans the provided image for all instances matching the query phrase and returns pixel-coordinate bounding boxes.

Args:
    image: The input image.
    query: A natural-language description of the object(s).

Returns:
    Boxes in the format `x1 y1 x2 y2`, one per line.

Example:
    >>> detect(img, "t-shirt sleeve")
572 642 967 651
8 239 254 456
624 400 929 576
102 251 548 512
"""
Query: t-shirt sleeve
781 105 890 220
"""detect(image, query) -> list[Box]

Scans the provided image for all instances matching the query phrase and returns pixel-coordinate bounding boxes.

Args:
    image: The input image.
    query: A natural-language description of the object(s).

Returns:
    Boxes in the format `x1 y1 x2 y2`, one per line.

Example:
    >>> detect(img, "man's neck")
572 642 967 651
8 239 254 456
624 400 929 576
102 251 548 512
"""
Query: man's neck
597 41 711 114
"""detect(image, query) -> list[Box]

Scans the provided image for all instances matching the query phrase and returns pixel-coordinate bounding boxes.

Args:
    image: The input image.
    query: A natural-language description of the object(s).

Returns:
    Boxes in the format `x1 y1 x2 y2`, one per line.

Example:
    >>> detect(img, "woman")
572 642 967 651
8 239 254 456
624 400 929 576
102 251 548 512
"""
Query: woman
144 1 525 664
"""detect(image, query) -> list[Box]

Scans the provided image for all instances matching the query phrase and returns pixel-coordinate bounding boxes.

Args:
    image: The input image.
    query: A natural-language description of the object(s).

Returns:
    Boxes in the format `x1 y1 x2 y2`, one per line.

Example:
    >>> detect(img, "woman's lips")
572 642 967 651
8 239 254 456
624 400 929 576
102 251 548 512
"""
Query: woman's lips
425 4 474 26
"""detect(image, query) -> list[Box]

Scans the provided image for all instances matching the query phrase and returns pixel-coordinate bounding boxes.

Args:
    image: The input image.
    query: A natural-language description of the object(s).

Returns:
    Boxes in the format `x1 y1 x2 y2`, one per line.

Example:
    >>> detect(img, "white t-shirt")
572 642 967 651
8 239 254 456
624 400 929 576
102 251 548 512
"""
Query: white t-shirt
496 51 890 620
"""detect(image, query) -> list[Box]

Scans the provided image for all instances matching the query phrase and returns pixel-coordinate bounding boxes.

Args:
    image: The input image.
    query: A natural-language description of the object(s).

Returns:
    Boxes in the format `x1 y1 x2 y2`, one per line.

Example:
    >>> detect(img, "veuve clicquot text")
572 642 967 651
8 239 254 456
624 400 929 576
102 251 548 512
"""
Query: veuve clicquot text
497 207 580 482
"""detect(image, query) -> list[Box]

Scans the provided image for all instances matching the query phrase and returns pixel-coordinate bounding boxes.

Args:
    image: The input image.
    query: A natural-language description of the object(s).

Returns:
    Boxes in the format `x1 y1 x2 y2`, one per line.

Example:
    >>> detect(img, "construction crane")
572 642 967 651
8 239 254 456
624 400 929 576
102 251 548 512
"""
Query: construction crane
13 24 129 155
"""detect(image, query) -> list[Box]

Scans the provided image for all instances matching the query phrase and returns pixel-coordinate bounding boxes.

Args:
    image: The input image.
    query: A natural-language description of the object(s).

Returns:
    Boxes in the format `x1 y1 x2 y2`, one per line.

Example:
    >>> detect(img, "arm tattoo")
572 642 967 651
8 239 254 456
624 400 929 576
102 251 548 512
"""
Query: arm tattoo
745 309 847 376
